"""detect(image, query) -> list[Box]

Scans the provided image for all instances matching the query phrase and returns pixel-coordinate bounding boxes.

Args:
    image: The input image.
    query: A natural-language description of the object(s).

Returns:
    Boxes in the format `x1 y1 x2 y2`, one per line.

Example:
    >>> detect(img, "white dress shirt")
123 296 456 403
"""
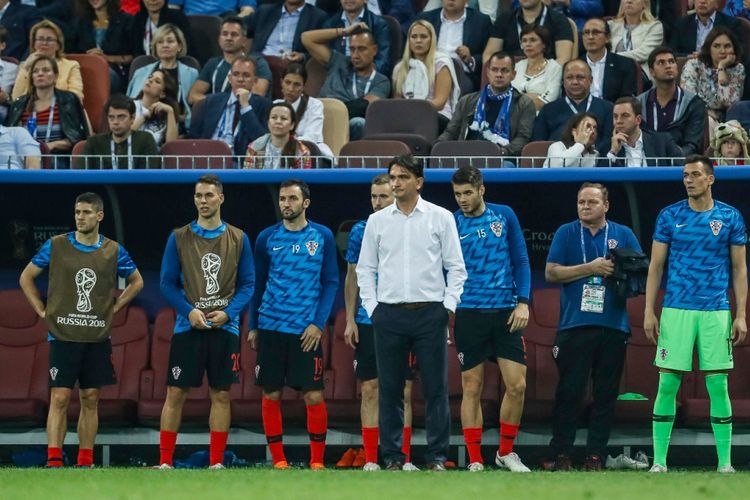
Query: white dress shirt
356 196 467 316
607 130 646 167
437 9 466 57
587 50 607 99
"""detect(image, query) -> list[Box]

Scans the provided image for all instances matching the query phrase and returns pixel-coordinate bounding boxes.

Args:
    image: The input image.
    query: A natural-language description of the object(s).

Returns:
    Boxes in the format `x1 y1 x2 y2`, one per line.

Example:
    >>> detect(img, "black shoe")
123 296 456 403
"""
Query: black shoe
584 454 602 471
385 461 404 471
555 454 572 471
426 461 446 471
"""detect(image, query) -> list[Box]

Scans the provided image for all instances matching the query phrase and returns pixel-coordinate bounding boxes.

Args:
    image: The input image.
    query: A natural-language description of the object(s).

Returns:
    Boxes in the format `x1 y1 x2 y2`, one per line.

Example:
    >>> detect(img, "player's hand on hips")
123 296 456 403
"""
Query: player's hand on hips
247 329 258 350
589 256 614 277
188 308 211 329
644 312 659 345
344 321 359 348
508 303 529 332
205 310 229 328
301 324 323 352
732 317 747 346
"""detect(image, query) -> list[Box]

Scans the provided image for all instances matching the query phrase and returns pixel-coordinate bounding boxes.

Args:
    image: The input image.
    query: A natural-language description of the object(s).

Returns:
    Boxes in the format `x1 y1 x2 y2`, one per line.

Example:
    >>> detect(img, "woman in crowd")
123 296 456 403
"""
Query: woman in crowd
392 19 460 130
68 0 135 93
544 112 599 167
127 24 198 126
131 69 180 146
132 0 192 57
6 55 89 167
511 24 562 112
681 27 745 127
244 101 312 169
608 0 663 80
12 21 83 101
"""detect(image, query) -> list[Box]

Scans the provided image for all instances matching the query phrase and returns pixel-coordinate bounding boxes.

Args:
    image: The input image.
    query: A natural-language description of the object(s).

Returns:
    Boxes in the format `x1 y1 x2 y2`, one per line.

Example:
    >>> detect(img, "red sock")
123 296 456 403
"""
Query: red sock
159 430 178 466
209 431 229 466
262 397 286 463
307 402 328 465
463 427 483 464
362 427 379 464
47 447 63 467
402 427 412 463
499 421 520 457
77 448 93 467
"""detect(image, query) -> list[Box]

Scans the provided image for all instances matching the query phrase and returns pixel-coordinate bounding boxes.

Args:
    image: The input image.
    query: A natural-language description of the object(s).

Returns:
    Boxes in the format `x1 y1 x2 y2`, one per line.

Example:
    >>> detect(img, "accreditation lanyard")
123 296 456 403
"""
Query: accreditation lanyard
111 135 133 170
652 87 682 132
580 222 608 264
353 70 376 98
211 59 230 93
32 94 56 142
217 98 241 144
565 94 592 114
517 6 547 38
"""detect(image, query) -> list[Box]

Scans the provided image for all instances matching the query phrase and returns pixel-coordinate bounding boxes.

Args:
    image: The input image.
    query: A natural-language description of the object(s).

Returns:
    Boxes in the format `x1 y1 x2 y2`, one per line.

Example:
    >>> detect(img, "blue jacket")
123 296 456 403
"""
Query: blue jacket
248 2 327 57
323 7 392 75
532 93 614 156
1 0 42 60
127 61 199 126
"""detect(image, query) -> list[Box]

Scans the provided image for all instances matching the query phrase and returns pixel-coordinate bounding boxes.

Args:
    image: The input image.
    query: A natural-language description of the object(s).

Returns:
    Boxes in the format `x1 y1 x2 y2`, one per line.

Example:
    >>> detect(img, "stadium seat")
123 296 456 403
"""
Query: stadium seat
519 141 554 168
0 289 49 426
429 140 503 168
70 140 88 169
363 99 439 155
451 58 474 97
339 139 411 168
67 54 111 134
264 55 288 101
160 139 233 169
319 98 349 157
304 58 327 97
382 15 405 71
38 141 52 169
187 15 223 67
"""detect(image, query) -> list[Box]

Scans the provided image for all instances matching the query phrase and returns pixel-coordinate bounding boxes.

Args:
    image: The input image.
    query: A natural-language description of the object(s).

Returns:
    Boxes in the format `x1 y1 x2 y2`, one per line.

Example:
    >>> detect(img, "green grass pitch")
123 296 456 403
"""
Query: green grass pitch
1 468 750 500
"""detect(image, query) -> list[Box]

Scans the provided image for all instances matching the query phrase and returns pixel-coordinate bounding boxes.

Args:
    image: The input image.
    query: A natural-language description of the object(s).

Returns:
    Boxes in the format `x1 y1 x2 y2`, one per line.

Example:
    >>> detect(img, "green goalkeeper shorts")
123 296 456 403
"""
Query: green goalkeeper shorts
654 307 733 371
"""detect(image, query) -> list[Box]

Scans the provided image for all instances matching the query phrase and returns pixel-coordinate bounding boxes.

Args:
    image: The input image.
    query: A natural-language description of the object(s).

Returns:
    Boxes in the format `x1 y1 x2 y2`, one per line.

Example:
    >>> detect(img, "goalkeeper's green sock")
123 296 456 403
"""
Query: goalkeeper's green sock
652 372 681 467
705 373 732 469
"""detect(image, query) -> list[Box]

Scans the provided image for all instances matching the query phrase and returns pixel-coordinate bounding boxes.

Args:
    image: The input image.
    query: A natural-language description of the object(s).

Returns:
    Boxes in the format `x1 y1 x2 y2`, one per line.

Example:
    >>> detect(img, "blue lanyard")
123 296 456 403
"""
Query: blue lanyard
580 222 608 264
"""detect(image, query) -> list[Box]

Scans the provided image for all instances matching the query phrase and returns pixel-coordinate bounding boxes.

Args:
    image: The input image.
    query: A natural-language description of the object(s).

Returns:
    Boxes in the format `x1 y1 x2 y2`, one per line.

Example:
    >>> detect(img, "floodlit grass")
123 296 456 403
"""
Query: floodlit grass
1 468 750 500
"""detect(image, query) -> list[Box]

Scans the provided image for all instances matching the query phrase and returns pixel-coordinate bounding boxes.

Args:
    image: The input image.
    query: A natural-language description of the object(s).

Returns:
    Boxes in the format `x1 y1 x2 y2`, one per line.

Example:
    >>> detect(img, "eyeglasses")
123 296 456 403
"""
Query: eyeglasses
34 37 58 44
582 29 606 37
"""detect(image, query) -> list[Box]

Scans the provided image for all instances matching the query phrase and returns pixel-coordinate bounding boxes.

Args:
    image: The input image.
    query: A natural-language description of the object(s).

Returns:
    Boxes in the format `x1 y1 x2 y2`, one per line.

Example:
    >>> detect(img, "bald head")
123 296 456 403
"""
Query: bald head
563 59 592 101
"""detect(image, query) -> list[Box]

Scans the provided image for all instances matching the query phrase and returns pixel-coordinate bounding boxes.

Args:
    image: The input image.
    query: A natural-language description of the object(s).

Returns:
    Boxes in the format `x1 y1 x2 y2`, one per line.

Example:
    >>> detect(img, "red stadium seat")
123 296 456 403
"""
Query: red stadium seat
160 139 233 169
67 54 111 134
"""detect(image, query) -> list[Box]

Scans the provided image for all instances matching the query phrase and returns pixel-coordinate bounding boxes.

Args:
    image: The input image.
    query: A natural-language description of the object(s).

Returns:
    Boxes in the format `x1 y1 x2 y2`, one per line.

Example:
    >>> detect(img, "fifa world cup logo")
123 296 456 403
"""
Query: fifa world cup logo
75 268 97 313
201 253 222 295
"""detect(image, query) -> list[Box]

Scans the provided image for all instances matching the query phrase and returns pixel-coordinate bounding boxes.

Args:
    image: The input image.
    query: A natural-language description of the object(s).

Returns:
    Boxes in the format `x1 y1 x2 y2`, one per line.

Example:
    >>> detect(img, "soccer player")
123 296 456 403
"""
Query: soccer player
342 173 417 471
157 174 255 469
451 166 531 472
645 155 747 473
249 179 339 469
19 192 144 468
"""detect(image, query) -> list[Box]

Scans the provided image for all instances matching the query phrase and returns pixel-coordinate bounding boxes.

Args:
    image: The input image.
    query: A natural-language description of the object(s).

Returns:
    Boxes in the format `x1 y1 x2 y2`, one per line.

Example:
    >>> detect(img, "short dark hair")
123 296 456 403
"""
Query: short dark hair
561 112 598 149
614 96 641 116
280 179 310 200
648 46 675 69
221 14 245 31
578 182 609 202
685 154 714 175
698 26 742 68
520 24 551 54
488 51 515 70
105 94 135 116
197 174 223 193
451 166 483 189
232 54 257 72
283 62 307 83
350 27 377 45
388 155 423 178
75 192 104 212
371 173 390 185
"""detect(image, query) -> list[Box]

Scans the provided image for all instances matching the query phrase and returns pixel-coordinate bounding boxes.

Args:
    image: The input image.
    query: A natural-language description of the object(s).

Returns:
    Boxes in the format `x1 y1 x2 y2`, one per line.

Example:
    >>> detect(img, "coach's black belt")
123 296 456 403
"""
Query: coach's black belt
392 302 435 310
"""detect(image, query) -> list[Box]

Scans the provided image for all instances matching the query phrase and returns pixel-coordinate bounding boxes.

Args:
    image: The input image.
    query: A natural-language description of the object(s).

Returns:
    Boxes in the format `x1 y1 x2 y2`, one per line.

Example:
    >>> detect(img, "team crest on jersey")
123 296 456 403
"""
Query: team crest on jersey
608 239 618 249
660 348 668 361
171 366 181 380
457 352 464 365
552 346 559 359
490 221 503 237
305 240 319 256
49 367 59 381
710 220 723 236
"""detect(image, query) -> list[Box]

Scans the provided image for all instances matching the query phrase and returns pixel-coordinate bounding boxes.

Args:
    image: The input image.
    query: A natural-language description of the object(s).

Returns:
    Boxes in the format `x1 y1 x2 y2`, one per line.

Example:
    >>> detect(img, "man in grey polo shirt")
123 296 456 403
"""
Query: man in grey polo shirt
0 125 41 169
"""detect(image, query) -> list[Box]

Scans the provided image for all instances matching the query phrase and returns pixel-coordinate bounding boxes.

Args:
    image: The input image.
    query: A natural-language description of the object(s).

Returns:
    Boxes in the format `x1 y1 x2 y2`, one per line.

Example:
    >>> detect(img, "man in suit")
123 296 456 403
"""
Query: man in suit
189 56 271 156
582 18 637 103
669 0 742 56
637 46 706 157
323 0 392 75
248 0 328 62
0 0 42 60
533 60 614 155
606 97 682 166
419 0 492 91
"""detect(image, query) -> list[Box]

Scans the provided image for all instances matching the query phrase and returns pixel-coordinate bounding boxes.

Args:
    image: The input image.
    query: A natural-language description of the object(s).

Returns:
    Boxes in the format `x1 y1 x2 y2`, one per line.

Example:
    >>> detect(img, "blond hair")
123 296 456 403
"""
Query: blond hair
615 0 657 23
393 20 438 98
151 24 188 59
29 20 65 58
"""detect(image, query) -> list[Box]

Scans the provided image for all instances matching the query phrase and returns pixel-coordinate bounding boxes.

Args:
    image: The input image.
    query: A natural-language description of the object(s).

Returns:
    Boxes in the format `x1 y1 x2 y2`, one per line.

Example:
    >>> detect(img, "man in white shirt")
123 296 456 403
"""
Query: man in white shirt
0 124 40 169
357 154 467 471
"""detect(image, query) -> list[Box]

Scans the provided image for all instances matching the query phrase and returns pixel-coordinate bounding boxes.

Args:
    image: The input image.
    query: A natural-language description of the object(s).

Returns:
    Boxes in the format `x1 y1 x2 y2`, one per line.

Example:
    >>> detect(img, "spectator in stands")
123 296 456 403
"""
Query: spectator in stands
68 0 136 94
392 20 460 130
418 0 492 91
723 0 750 19
189 55 270 156
607 0 663 81
637 46 706 156
276 62 333 158
546 0 603 31
438 51 535 160
243 101 312 168
711 119 750 165
12 20 84 101
248 0 327 63
670 0 742 57
606 96 682 166
482 0 573 66
543 112 599 167
132 0 193 58
188 16 271 103
532 60 613 156
680 27 745 128
322 0 392 75
0 26 19 124
0 124 41 169
132 69 180 146
6 55 89 167
77 95 160 169
168 0 255 17
0 0 42 61
127 24 199 127
582 18 637 102
511 25 562 112
302 25 390 140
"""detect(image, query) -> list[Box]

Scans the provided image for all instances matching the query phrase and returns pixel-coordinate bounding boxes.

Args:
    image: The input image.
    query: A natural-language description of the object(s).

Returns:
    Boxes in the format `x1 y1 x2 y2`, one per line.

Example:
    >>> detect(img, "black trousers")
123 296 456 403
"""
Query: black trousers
549 326 628 457
372 302 450 464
